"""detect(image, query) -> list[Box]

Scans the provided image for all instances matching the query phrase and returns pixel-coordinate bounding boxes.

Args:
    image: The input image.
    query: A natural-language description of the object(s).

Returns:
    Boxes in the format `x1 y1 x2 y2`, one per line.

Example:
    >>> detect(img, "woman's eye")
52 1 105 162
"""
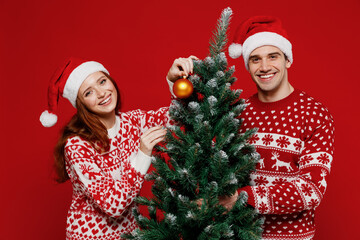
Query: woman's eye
85 91 92 97
100 79 107 85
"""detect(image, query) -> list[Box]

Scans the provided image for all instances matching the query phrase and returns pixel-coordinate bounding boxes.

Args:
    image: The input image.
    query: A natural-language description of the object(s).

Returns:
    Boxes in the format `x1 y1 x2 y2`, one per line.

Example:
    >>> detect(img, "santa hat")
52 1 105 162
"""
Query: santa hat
39 57 109 127
228 16 293 70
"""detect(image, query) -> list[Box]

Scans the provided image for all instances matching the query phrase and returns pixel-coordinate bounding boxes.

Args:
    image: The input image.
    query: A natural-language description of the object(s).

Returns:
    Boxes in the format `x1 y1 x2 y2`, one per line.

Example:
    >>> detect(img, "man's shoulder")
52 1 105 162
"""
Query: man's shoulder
244 89 332 117
298 89 331 109
296 89 334 122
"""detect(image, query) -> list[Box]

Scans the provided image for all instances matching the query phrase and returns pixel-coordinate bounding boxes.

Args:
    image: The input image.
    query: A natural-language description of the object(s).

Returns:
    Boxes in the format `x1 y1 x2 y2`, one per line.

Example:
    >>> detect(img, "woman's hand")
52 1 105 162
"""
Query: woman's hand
140 126 167 156
167 55 199 82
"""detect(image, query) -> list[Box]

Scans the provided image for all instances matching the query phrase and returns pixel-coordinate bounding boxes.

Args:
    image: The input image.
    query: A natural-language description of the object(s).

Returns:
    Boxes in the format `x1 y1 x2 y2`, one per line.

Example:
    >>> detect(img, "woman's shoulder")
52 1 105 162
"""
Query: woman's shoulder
117 109 144 125
117 107 169 120
118 109 142 117
65 135 95 153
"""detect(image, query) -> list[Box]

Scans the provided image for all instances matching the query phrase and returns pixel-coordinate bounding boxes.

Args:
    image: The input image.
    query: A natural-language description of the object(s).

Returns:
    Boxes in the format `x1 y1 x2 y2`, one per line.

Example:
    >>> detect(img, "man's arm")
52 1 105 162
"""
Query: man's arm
239 107 334 214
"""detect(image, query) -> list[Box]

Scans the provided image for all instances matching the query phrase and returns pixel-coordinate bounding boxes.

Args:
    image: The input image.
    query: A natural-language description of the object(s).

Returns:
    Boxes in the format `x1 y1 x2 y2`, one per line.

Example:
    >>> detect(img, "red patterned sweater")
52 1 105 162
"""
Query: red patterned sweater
237 89 334 240
64 107 169 240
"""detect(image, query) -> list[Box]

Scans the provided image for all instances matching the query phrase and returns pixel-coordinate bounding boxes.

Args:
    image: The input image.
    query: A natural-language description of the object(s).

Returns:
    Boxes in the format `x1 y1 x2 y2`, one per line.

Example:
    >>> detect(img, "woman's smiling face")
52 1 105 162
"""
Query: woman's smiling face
77 71 117 118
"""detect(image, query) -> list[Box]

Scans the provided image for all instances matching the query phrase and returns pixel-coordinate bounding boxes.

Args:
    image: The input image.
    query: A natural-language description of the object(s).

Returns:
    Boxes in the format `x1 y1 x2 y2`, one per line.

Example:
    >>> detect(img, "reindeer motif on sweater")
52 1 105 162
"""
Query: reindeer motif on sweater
79 164 102 180
271 151 293 172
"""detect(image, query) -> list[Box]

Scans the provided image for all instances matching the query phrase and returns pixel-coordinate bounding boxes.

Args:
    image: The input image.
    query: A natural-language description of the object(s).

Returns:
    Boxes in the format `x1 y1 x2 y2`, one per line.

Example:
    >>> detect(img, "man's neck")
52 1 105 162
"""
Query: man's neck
257 84 294 103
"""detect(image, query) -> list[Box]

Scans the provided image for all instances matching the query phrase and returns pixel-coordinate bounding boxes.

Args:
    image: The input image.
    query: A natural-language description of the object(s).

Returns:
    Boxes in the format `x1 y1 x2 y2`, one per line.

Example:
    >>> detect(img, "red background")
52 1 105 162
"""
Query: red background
1 0 359 239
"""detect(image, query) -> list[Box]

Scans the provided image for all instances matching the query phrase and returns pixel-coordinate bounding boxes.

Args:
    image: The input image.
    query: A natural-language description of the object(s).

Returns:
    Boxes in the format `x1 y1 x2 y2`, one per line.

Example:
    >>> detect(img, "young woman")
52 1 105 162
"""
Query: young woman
40 56 196 240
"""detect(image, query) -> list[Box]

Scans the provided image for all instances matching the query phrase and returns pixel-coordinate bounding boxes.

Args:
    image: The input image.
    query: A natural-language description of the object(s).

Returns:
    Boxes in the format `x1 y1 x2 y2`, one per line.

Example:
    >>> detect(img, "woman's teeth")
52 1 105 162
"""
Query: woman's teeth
100 96 111 105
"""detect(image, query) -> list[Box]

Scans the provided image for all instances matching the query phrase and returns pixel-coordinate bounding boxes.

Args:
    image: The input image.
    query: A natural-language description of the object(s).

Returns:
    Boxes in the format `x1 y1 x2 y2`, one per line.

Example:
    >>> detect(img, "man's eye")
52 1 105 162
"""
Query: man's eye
270 55 277 59
251 58 259 63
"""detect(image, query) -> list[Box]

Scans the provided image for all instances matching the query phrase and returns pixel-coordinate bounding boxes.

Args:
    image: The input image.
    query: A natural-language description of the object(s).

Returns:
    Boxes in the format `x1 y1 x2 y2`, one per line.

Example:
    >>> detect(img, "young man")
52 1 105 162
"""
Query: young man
226 16 335 240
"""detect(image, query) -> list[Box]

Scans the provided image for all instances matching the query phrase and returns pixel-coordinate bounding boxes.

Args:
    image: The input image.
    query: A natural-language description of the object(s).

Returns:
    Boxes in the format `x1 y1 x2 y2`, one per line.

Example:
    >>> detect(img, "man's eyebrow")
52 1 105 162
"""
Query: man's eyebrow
249 52 282 59
268 52 281 56
249 55 260 59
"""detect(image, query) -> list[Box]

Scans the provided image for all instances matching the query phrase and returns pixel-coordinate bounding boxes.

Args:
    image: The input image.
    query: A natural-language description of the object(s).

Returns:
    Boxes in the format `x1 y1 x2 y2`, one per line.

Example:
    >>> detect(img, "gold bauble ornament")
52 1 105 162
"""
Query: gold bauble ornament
173 77 193 99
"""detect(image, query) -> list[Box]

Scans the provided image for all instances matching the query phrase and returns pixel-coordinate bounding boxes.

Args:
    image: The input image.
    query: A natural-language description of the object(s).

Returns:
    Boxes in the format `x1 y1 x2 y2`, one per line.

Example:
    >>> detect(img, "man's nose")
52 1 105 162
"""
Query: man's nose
259 59 271 72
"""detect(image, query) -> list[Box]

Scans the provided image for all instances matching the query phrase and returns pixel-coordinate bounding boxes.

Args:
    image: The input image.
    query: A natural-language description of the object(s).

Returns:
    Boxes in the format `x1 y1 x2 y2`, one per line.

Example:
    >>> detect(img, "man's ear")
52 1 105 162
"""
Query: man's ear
286 59 292 69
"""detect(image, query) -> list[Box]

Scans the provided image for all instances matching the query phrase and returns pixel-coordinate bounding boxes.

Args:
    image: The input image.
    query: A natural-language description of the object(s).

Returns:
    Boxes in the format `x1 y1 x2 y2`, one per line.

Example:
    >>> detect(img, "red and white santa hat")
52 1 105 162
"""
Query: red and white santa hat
39 57 109 127
228 16 293 70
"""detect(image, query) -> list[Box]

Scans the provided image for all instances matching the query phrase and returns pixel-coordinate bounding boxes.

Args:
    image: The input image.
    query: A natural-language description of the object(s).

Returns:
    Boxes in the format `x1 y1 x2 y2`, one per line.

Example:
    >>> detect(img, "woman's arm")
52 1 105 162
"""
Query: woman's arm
65 137 145 218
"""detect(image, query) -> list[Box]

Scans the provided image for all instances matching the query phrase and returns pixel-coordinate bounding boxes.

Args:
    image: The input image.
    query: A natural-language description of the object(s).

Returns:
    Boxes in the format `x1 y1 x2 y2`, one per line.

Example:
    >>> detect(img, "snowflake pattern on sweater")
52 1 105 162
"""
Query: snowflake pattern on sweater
64 107 169 240
238 89 334 240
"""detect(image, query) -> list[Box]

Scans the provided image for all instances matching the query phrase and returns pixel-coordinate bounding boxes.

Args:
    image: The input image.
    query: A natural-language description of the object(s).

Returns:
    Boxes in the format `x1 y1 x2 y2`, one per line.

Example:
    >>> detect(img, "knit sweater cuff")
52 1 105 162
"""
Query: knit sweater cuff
238 186 255 208
130 150 152 175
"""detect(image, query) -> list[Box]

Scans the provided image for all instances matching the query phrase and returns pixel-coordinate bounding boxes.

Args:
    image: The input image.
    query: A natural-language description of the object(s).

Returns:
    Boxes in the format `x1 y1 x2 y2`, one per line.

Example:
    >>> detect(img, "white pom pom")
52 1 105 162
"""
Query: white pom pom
228 43 242 59
40 110 58 127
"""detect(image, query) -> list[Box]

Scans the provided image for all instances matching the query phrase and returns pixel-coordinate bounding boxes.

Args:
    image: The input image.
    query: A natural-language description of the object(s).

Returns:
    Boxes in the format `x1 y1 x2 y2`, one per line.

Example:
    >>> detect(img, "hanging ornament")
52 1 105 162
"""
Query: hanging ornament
173 76 193 99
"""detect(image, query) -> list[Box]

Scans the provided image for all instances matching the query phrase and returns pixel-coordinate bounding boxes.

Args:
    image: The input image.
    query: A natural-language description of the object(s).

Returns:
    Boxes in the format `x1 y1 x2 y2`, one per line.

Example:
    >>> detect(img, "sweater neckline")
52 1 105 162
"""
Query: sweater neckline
107 115 120 139
249 88 301 111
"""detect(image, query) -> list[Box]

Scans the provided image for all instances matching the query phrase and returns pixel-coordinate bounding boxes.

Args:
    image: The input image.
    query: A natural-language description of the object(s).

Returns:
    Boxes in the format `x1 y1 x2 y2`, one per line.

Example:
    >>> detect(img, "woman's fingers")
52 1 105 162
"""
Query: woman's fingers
188 55 199 60
141 126 163 138
142 129 167 144
167 55 199 82
148 135 166 147
188 55 198 74
176 58 190 77
140 126 167 155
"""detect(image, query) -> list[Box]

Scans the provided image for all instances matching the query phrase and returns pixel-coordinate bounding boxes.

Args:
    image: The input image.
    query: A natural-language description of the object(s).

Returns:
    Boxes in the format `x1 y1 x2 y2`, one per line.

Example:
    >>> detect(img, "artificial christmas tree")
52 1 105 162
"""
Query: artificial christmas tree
125 8 263 240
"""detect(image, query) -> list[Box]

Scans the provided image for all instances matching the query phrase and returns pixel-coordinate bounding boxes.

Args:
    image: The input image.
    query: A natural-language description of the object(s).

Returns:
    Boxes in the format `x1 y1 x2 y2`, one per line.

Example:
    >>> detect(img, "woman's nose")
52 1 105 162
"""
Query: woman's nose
96 89 106 98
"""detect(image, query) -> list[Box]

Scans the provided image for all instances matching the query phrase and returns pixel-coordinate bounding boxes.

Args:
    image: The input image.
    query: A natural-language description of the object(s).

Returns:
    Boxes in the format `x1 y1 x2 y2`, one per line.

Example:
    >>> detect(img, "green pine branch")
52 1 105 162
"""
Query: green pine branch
209 7 233 57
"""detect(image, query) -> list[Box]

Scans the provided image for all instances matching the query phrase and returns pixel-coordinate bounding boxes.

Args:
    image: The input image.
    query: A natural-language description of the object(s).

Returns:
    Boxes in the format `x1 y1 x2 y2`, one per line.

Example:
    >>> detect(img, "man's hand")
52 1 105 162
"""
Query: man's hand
167 55 199 82
195 191 239 212
218 191 239 211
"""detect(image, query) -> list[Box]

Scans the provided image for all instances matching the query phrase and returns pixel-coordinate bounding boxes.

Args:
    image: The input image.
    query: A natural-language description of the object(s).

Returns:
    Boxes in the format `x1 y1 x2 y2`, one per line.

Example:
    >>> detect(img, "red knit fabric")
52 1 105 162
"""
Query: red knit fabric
64 107 169 240
238 89 334 240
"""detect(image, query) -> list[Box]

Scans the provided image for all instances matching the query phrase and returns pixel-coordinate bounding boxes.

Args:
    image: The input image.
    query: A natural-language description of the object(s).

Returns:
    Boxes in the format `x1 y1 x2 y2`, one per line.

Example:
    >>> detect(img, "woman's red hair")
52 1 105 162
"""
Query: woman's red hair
54 73 121 183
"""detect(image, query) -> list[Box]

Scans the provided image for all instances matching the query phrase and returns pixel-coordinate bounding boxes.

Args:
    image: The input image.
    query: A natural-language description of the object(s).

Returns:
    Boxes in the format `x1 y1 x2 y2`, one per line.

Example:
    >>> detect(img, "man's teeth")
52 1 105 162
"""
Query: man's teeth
100 96 110 105
260 74 274 79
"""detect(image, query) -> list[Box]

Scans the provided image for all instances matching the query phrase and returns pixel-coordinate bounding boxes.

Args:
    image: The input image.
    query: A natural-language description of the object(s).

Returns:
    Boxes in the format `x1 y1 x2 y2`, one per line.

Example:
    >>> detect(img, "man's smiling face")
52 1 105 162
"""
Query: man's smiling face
248 45 292 98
